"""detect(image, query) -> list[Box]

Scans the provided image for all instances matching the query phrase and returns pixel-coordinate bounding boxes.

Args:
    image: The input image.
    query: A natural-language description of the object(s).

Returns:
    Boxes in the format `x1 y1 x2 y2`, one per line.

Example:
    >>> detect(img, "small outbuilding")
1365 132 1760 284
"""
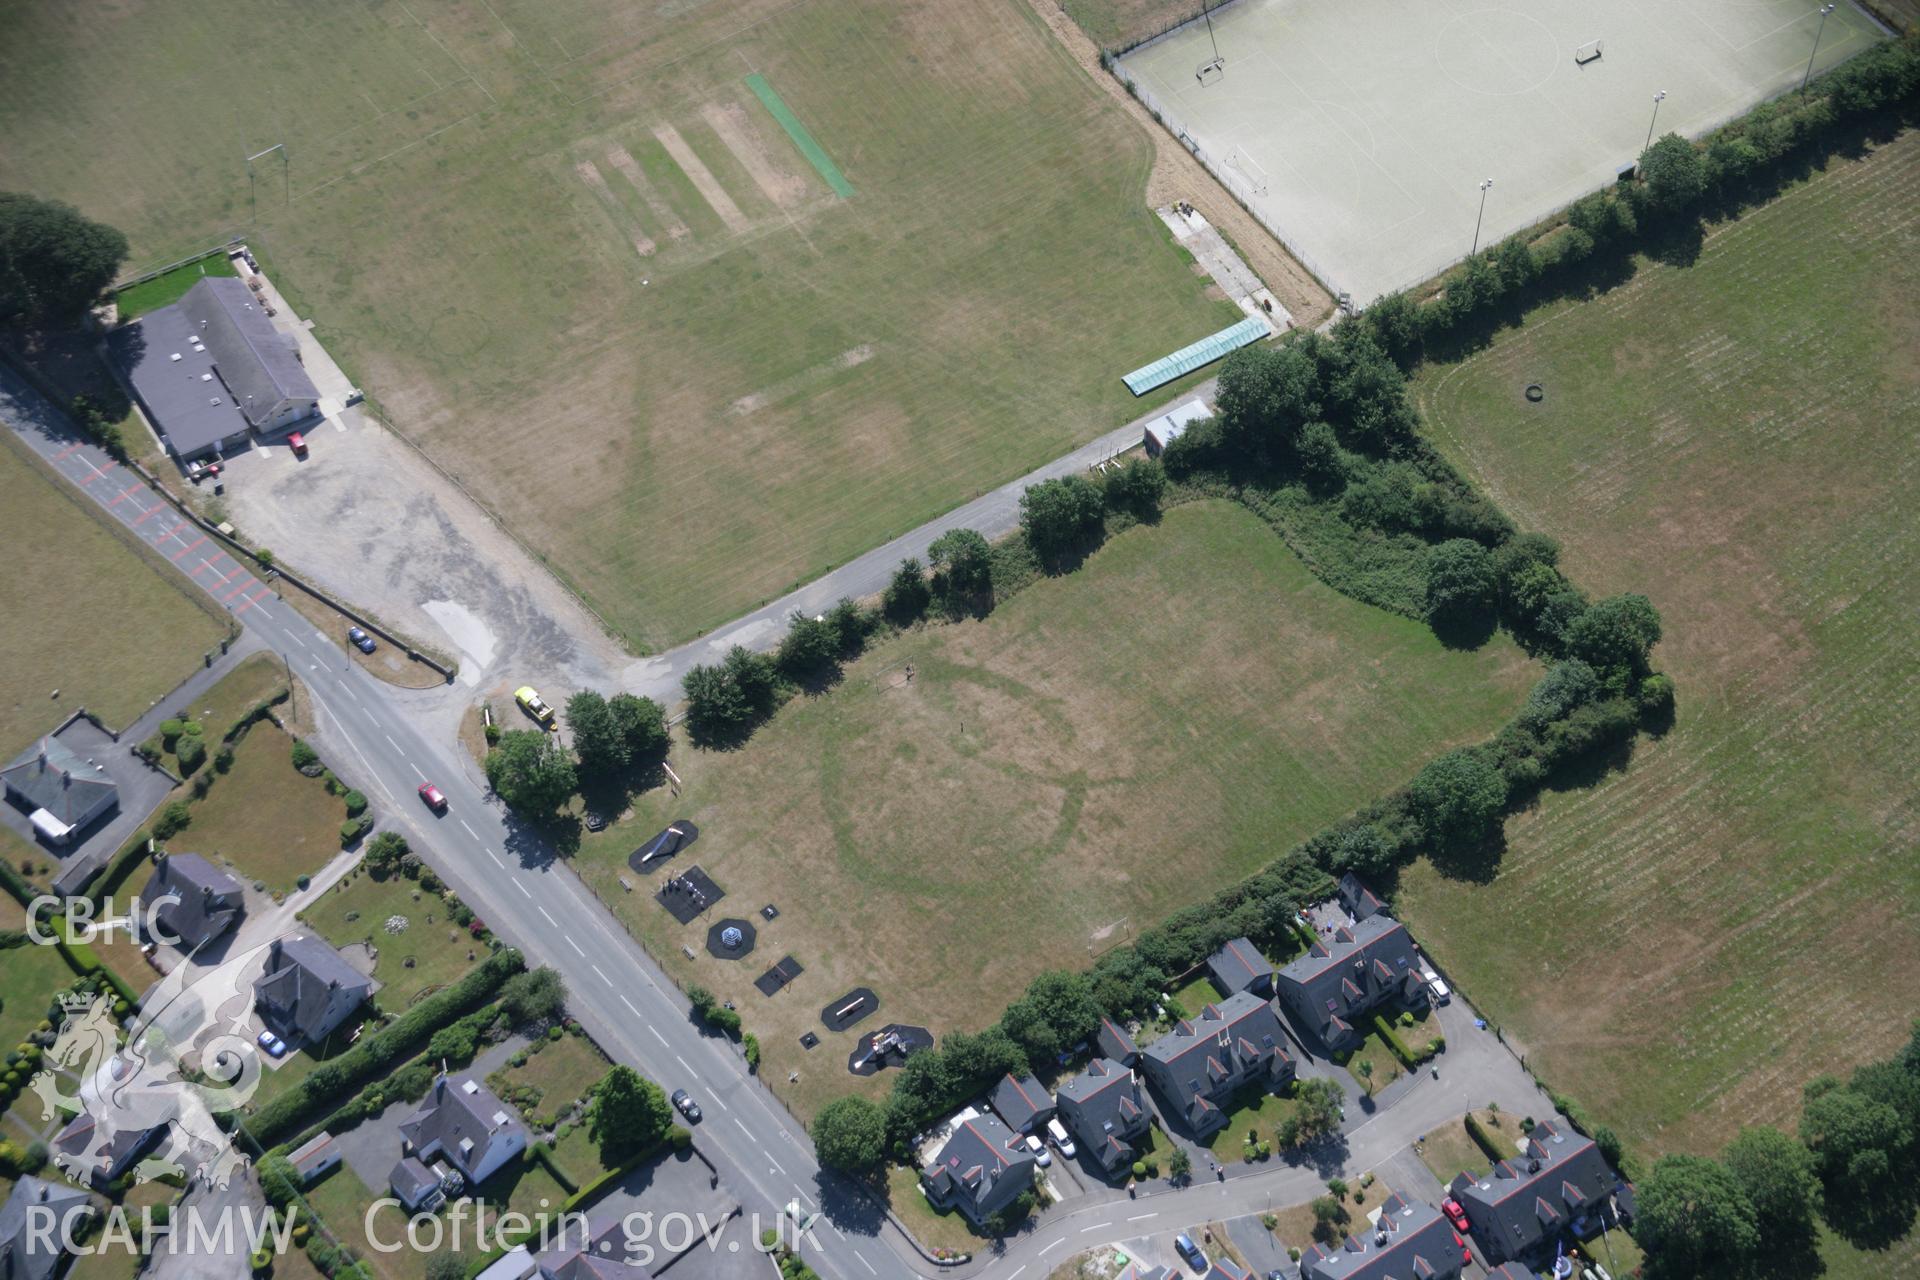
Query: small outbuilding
1141 398 1214 455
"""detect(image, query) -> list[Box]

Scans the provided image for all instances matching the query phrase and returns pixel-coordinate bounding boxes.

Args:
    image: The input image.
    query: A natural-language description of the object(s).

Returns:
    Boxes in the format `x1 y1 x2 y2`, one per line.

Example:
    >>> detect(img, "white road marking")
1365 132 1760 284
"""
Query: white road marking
856 1252 873 1275
1080 1223 1105 1233
733 1118 752 1138
567 937 584 955
620 996 640 1015
676 1055 692 1073
384 734 399 750
411 764 427 782
650 1027 668 1046
288 634 307 649
593 964 611 985
459 819 478 838
487 850 503 867
344 685 359 702
1042 1239 1063 1255
1127 1212 1158 1221
539 907 556 926
766 1152 785 1175
515 882 531 898
1008 1268 1025 1280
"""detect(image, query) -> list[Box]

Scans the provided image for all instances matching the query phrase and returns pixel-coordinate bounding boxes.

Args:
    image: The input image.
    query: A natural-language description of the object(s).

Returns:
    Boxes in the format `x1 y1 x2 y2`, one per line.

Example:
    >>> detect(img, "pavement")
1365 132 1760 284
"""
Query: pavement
2 359 1563 1280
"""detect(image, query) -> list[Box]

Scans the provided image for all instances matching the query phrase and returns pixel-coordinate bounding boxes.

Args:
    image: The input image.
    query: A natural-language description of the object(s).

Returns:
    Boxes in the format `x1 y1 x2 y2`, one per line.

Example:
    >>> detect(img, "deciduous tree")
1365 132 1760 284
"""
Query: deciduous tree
594 1065 673 1161
0 193 128 326
483 729 577 816
812 1096 888 1175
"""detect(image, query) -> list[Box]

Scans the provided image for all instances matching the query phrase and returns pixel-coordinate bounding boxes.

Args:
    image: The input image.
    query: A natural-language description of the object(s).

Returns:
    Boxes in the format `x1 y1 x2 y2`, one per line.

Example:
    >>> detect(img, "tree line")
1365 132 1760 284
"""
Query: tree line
1353 32 1920 370
1635 1024 1920 1278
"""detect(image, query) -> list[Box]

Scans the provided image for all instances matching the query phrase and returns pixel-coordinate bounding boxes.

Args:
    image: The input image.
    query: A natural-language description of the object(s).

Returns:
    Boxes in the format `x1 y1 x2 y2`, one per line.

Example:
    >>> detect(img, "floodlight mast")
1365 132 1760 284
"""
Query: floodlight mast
1471 177 1494 255
1201 0 1221 63
1803 4 1838 92
246 144 288 222
1645 90 1668 153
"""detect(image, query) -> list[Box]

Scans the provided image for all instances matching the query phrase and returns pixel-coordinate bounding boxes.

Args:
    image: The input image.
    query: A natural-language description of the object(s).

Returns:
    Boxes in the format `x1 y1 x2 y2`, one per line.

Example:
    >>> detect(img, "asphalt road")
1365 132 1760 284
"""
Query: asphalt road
3 366 1552 1280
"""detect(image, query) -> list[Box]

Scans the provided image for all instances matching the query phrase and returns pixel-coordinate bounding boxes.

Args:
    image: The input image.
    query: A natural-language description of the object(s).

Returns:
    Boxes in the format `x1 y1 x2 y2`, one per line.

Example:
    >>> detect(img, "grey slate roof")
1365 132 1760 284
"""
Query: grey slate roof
53 1112 165 1188
180 278 317 426
110 275 318 457
1300 1191 1464 1280
988 1072 1053 1135
1054 1058 1149 1171
1339 872 1386 921
1206 936 1274 994
1276 913 1422 1045
921 1113 1035 1223
141 852 244 951
1139 990 1295 1130
399 1074 528 1182
389 1155 442 1210
254 934 374 1041
540 1249 650 1280
1207 1260 1254 1280
1448 1120 1614 1262
1096 1017 1138 1065
0 1176 92 1280
1 736 117 831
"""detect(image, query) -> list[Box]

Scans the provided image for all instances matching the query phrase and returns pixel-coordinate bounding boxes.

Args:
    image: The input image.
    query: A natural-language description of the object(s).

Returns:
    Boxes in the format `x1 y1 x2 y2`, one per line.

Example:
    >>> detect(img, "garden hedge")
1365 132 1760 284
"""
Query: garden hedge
246 948 523 1145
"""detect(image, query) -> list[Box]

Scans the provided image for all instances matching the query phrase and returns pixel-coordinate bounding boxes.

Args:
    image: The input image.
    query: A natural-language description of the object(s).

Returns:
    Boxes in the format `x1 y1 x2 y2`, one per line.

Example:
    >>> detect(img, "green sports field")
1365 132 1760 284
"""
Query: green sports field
0 0 1240 650
1400 131 1920 1169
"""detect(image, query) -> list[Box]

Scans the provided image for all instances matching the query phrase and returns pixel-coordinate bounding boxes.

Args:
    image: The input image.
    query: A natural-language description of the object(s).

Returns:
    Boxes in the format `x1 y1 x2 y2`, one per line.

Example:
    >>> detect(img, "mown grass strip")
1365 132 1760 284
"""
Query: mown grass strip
744 73 853 198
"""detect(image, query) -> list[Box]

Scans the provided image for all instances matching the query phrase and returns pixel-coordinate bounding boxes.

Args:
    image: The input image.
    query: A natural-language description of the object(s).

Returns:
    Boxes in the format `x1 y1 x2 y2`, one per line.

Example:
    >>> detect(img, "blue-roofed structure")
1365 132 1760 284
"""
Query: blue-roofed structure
1122 315 1269 395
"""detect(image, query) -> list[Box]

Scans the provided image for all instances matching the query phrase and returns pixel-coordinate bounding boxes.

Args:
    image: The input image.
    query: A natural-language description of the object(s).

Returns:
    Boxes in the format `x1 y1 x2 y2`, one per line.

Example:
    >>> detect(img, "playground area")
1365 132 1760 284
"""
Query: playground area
1118 0 1886 303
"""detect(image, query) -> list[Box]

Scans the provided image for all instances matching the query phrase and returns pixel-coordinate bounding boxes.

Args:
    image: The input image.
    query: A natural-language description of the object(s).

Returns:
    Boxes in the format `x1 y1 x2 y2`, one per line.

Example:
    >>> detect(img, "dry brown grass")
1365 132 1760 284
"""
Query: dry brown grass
574 500 1534 1116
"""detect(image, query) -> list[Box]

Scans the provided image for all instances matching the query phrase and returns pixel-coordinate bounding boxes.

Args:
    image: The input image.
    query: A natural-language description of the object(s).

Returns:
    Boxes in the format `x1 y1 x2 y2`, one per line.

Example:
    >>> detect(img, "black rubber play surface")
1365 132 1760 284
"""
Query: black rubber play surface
656 865 724 924
847 1023 933 1076
705 917 757 959
755 955 804 996
821 987 878 1033
628 820 700 874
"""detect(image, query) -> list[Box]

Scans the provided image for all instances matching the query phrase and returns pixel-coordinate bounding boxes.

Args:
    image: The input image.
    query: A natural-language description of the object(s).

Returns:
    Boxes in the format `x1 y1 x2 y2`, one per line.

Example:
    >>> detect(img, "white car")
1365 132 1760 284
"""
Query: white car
1047 1117 1077 1158
1024 1133 1051 1167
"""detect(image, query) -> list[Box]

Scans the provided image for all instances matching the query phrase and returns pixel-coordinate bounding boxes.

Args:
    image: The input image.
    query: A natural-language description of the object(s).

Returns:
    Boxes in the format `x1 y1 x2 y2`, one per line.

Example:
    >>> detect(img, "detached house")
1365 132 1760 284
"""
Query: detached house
1448 1120 1615 1263
140 852 244 953
1138 991 1295 1137
1 736 117 846
254 935 375 1045
0 1175 93 1280
988 1072 1054 1136
1274 913 1422 1051
1054 1058 1151 1175
921 1113 1036 1228
1206 936 1276 996
396 1074 528 1198
1299 1191 1464 1280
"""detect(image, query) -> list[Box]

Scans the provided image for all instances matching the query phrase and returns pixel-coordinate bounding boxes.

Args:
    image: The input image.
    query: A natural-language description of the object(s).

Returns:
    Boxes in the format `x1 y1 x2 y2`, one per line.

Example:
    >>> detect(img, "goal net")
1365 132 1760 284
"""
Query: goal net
1575 38 1603 65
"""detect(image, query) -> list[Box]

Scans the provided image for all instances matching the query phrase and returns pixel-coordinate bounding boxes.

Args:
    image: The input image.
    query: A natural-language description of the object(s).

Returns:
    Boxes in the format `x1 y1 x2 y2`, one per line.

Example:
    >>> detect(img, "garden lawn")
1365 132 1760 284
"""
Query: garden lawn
573 499 1535 1117
298 869 478 1009
1415 1111 1503 1187
487 1031 609 1128
1270 1174 1388 1257
178 722 347 897
1203 1088 1301 1163
0 431 225 757
299 1163 430 1280
885 1164 992 1253
61 1183 177 1280
0 0 1241 651
1401 129 1920 1161
112 254 239 322
0 899 83 1052
179 652 286 741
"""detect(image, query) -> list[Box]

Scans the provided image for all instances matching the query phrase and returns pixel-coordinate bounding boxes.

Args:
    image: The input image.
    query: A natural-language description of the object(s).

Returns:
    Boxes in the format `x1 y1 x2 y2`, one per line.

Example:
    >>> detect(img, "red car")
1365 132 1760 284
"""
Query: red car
418 782 448 813
1452 1230 1472 1265
288 431 308 458
1441 1197 1471 1233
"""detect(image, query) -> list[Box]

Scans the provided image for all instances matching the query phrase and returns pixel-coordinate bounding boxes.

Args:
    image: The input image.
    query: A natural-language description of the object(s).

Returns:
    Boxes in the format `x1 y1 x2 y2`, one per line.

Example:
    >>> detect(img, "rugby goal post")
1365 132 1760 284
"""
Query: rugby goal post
1575 38 1604 66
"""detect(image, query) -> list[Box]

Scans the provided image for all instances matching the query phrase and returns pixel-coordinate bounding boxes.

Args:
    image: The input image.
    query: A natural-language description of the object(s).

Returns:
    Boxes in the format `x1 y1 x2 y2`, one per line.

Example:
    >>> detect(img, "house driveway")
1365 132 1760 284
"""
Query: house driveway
330 1033 530 1190
1224 1212 1291 1276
